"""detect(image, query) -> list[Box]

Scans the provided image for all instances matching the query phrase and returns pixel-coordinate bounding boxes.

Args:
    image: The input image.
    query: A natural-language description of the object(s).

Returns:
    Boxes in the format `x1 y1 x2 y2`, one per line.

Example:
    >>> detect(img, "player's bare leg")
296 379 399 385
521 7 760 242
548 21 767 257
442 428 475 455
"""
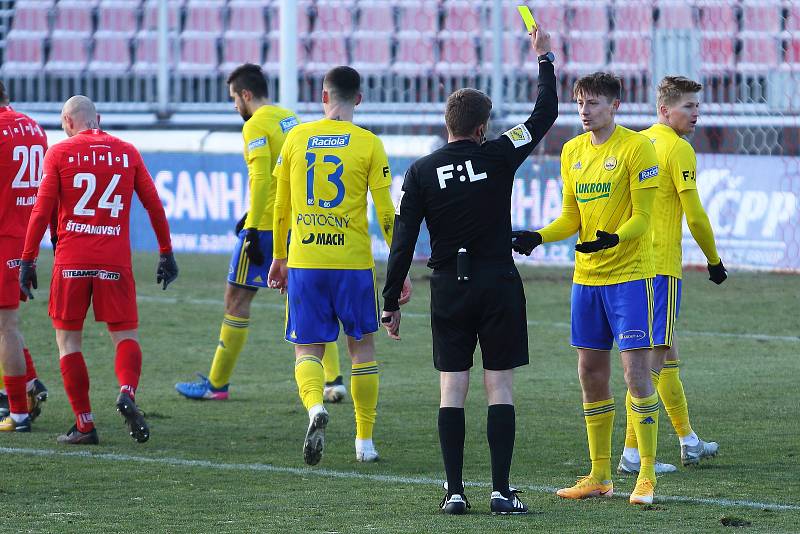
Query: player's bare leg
439 370 470 514
294 343 328 465
621 349 659 504
110 328 149 443
347 335 379 462
0 309 32 431
54 329 98 444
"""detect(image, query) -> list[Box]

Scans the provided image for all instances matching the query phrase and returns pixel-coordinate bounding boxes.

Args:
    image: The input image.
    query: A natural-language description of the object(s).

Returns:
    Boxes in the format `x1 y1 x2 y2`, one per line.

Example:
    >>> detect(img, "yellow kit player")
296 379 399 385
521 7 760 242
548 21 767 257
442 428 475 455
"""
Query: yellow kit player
268 66 410 465
175 63 342 401
511 72 661 504
619 76 725 474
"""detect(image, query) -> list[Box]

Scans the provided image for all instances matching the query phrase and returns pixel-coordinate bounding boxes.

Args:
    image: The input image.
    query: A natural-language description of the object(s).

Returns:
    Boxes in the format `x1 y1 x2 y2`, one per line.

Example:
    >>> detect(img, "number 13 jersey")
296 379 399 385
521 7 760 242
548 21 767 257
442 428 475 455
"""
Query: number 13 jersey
25 129 171 267
273 118 392 270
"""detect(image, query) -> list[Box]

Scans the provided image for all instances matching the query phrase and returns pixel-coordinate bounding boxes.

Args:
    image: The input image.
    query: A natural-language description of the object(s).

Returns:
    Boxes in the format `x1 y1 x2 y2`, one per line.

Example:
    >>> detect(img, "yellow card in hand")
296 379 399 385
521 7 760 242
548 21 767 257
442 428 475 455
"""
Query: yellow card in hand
517 5 537 31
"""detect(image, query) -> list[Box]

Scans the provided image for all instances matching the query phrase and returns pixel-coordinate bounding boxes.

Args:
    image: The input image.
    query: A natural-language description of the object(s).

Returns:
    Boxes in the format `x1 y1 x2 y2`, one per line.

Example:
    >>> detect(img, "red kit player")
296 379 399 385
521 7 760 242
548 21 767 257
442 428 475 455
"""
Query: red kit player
0 81 50 432
20 95 178 444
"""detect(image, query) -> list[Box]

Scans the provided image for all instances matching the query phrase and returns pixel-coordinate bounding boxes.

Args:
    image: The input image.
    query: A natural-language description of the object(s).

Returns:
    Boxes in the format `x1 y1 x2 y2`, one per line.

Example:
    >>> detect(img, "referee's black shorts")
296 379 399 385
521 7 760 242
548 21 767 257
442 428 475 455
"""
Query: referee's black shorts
429 262 528 372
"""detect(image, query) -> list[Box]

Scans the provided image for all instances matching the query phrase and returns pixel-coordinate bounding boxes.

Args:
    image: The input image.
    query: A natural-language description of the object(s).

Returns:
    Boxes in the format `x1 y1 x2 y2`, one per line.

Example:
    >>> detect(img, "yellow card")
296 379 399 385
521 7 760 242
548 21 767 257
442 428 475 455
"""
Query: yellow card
517 5 537 31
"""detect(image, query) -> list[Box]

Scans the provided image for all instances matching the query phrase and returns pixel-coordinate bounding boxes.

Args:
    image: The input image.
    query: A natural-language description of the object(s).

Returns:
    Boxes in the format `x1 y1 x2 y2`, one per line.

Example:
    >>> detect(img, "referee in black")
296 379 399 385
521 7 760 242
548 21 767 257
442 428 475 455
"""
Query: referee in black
381 27 557 515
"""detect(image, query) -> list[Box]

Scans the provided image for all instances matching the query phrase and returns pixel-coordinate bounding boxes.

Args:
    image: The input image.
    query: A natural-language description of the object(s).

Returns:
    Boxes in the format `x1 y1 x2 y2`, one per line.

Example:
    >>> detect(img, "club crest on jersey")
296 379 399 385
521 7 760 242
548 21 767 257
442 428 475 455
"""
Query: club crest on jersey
247 137 267 151
502 124 532 148
639 165 659 182
307 134 350 149
279 116 299 133
604 157 617 171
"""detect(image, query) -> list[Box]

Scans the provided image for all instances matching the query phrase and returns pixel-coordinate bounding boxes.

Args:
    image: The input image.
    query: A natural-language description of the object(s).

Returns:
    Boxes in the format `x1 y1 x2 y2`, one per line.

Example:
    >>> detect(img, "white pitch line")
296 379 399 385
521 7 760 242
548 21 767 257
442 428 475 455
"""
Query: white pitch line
1 446 797 512
136 294 800 343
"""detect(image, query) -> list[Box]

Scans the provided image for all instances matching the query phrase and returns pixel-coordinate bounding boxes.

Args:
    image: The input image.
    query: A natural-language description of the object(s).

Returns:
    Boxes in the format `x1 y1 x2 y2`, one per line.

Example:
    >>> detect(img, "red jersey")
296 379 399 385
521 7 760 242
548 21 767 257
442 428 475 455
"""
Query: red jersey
23 129 171 266
0 106 48 239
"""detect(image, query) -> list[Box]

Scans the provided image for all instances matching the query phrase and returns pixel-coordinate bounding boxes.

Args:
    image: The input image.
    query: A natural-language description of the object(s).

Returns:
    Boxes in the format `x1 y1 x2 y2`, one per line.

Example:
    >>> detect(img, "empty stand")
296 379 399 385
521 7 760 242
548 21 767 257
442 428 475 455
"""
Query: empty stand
178 33 219 73
228 1 267 34
264 33 309 73
699 35 735 73
97 1 139 36
221 33 264 73
610 32 652 72
315 1 356 33
53 1 94 36
396 1 438 33
1 35 45 73
441 1 481 33
267 1 312 34
737 36 780 72
740 1 781 34
142 0 182 31
697 1 738 33
133 30 178 73
613 2 654 32
46 33 90 73
565 34 608 72
357 3 394 32
654 1 695 29
392 32 436 74
90 33 132 72
351 32 392 73
570 1 609 33
8 2 51 37
305 33 349 73
184 0 226 35
436 32 478 74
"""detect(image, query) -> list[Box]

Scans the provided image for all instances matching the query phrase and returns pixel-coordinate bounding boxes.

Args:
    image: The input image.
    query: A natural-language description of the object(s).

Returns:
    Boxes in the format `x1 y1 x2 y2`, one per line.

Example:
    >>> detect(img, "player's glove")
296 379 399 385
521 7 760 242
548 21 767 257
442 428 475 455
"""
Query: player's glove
156 252 179 290
511 230 543 256
707 260 727 285
575 230 619 254
235 212 247 234
244 228 265 265
19 260 37 300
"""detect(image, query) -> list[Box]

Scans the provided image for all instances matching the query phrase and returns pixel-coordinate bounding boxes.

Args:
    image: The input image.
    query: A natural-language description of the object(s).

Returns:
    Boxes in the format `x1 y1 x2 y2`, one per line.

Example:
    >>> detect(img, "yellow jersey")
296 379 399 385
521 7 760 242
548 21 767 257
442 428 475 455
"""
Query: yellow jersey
242 104 299 231
641 123 698 279
273 118 393 269
559 125 660 285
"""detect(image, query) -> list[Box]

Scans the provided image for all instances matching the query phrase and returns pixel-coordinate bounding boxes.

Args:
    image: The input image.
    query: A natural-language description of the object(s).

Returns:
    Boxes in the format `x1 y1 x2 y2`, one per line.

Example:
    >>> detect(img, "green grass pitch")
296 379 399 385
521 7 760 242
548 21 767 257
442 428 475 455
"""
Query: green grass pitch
4 252 799 533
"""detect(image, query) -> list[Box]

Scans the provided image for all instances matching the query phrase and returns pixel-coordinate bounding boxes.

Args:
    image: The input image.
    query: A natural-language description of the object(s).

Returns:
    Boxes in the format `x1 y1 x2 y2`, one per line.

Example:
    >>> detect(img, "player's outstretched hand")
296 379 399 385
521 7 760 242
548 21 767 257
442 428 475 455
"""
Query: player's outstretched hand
235 212 248 234
268 258 288 294
529 25 552 56
157 252 179 290
381 310 401 340
244 228 265 266
575 230 619 254
511 230 543 256
708 260 727 285
19 260 37 300
399 275 413 305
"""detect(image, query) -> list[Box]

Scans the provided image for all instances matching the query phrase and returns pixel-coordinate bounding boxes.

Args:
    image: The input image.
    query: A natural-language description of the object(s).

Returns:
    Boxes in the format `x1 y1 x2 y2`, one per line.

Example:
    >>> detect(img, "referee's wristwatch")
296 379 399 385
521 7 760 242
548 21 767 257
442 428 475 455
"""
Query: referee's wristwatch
538 52 555 64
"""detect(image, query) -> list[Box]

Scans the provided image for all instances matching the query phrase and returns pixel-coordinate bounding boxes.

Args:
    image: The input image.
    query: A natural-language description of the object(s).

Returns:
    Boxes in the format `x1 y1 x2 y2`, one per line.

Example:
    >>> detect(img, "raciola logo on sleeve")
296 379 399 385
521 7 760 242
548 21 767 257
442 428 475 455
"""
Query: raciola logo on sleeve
639 166 658 182
247 137 267 151
280 116 299 133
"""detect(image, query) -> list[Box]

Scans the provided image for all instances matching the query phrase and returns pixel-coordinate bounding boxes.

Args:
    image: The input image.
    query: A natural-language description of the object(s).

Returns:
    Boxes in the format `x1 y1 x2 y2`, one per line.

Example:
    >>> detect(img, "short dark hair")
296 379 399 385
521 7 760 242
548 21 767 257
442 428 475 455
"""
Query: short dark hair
573 72 622 102
227 63 268 99
323 66 361 102
657 76 702 108
0 81 8 104
445 88 492 137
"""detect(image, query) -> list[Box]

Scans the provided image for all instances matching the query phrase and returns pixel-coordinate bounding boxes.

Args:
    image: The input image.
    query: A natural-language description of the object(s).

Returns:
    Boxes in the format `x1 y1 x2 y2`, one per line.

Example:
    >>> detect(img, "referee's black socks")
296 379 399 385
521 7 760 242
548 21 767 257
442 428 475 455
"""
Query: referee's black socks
487 404 516 498
438 407 465 495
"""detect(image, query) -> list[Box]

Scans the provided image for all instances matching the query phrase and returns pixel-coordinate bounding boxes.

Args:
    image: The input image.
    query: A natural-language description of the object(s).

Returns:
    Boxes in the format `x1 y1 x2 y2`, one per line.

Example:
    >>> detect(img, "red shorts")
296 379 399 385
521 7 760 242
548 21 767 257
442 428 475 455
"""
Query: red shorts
0 237 26 310
49 264 138 331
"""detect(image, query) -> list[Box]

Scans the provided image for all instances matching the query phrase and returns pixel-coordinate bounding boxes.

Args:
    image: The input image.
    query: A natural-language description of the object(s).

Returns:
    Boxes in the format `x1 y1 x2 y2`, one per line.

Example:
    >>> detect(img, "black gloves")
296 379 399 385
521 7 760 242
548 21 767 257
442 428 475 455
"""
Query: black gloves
157 252 179 290
19 260 37 299
235 212 248 234
244 228 265 265
575 230 619 253
511 230 543 256
707 260 727 285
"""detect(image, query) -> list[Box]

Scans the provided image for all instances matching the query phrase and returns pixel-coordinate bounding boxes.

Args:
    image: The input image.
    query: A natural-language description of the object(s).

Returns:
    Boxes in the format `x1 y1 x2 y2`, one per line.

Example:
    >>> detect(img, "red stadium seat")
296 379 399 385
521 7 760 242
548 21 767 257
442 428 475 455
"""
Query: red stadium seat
502 2 566 34
483 33 523 72
268 1 312 34
697 1 738 33
612 2 654 32
565 34 608 72
133 30 178 73
610 32 651 72
740 1 781 33
53 1 94 36
357 3 394 32
228 1 268 34
221 33 264 73
351 32 392 73
785 39 800 69
699 35 735 73
305 33 349 73
442 1 482 33
142 0 183 31
570 1 610 33
436 32 478 74
396 1 438 33
178 33 219 73
9 3 52 36
737 36 780 72
521 33 565 70
392 32 436 74
45 33 89 73
90 33 132 73
184 0 225 35
97 1 140 36
315 1 356 33
788 5 800 32
1 35 45 73
654 1 694 30
264 33 310 73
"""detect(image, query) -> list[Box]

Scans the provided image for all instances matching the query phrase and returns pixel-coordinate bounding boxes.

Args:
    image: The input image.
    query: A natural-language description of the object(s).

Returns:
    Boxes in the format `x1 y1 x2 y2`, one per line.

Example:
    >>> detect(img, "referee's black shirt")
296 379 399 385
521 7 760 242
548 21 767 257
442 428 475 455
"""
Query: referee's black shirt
383 61 558 312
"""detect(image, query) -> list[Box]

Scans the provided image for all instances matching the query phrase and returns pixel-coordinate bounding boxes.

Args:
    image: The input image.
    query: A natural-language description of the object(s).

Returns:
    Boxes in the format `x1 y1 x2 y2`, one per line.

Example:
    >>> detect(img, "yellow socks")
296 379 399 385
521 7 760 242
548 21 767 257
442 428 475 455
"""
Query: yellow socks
208 314 249 389
351 361 379 440
583 399 615 482
295 355 324 411
658 360 693 439
624 369 661 450
322 342 341 383
630 392 660 481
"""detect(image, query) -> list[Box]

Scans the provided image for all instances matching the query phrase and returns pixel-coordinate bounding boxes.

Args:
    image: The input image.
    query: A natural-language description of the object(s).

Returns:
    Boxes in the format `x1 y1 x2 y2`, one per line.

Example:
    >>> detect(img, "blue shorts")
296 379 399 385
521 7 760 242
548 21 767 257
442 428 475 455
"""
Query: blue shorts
652 274 682 347
285 268 379 344
227 229 273 289
571 279 654 351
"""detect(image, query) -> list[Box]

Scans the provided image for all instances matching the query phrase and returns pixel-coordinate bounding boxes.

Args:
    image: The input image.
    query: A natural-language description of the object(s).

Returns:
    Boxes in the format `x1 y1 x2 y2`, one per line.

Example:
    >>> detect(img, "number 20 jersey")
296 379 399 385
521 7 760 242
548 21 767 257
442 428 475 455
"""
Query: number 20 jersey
273 118 392 270
33 129 169 267
0 106 48 239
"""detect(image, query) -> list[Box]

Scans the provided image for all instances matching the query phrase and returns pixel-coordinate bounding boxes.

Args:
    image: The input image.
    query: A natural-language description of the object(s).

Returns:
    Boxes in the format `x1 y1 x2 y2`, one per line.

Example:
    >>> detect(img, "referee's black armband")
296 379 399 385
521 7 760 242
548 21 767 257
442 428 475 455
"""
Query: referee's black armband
383 297 400 313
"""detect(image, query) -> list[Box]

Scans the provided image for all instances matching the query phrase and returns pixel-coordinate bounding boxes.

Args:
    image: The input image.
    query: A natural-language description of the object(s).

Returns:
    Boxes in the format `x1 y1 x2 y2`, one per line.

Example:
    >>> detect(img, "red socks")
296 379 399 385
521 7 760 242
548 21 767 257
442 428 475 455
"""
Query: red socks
115 339 142 398
60 352 93 432
3 375 27 416
23 348 38 384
